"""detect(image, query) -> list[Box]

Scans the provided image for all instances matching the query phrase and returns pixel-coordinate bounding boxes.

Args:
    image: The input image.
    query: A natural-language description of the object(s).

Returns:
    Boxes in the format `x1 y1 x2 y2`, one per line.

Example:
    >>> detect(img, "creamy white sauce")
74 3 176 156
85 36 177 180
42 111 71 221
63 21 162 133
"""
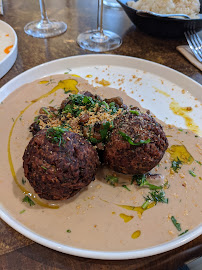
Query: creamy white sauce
0 75 201 251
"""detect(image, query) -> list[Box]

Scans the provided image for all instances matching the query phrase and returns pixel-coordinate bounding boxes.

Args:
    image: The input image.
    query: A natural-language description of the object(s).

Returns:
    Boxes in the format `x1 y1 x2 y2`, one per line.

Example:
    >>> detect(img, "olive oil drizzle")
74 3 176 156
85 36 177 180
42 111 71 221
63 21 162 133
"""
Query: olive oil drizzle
119 213 134 223
169 100 200 134
8 79 79 209
131 230 141 239
117 202 156 218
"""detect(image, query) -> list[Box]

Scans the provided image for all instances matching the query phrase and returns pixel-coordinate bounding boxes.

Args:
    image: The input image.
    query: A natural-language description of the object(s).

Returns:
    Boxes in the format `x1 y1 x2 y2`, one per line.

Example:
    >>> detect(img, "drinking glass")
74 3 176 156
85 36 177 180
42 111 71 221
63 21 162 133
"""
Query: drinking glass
24 0 67 38
77 0 122 52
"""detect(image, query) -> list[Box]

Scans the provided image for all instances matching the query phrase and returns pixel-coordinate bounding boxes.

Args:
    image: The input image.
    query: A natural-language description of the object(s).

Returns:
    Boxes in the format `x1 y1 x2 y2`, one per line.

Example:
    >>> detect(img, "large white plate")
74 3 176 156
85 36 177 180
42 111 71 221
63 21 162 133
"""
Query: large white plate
0 20 18 78
0 55 202 260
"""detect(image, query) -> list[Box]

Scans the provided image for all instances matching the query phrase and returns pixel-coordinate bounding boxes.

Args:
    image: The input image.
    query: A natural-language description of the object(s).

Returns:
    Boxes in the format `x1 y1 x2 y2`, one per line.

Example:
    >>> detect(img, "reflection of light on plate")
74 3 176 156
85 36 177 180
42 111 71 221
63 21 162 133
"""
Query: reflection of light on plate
0 21 17 79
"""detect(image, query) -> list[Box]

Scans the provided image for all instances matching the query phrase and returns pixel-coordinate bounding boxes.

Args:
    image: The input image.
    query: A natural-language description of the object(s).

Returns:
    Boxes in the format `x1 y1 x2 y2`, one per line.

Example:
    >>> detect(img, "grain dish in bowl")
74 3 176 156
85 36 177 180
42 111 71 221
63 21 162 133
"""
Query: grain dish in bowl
127 0 200 19
117 0 202 37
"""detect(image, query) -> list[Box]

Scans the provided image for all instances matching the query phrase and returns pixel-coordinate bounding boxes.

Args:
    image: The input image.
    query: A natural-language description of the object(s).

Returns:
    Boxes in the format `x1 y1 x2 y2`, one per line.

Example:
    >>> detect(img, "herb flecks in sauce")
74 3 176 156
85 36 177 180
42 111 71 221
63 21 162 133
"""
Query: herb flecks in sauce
133 174 163 190
189 170 196 177
122 185 131 191
144 190 168 204
105 175 119 187
22 195 35 206
171 216 182 231
171 158 183 173
179 229 189 236
22 177 26 185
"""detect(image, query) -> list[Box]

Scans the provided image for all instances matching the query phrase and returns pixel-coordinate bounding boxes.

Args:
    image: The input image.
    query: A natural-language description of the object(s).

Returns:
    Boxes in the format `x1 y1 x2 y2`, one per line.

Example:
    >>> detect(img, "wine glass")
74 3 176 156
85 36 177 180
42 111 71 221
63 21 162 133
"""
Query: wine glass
77 0 122 52
24 0 67 38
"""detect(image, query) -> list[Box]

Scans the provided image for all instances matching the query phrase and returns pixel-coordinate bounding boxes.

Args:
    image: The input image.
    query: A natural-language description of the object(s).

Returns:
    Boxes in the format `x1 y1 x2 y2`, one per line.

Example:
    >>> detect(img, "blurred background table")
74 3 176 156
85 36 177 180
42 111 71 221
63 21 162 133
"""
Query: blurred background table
0 0 201 269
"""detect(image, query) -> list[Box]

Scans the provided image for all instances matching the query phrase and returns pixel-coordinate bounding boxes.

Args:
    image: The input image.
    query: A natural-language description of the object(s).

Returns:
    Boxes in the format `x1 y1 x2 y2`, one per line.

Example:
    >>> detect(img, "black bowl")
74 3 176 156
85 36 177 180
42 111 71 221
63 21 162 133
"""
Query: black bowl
117 0 202 37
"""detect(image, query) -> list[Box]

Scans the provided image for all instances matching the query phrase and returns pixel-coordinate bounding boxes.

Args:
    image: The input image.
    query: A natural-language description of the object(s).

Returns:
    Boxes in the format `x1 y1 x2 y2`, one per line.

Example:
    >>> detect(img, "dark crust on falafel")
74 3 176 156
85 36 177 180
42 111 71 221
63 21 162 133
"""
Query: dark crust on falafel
23 130 100 200
103 112 168 174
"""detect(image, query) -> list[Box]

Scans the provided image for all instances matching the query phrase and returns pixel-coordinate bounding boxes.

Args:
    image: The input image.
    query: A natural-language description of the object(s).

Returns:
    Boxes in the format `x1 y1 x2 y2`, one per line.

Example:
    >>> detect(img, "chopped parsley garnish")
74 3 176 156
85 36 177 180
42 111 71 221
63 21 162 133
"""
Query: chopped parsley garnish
66 229 71 233
119 131 150 146
49 99 54 104
88 137 98 144
22 195 35 206
171 158 182 172
171 216 181 231
109 102 118 115
129 110 139 115
144 190 168 204
42 107 50 115
22 177 26 185
100 121 113 141
132 174 162 190
87 126 99 144
41 166 47 170
20 209 26 214
195 160 202 165
122 185 131 191
34 116 40 124
189 170 196 177
105 175 118 187
141 200 150 209
46 126 69 146
179 229 189 236
64 68 72 74
63 103 82 117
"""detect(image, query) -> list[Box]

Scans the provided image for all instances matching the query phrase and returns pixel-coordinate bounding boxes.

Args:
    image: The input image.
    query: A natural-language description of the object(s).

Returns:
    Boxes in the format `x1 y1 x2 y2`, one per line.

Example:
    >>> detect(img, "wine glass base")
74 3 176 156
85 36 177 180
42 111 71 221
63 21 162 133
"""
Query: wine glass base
77 30 122 52
24 20 67 38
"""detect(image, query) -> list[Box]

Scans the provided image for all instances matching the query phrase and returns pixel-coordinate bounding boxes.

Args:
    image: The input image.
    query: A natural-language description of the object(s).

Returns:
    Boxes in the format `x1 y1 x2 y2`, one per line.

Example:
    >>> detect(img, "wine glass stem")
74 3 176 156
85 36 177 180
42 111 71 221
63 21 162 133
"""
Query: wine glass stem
97 0 104 34
39 0 49 22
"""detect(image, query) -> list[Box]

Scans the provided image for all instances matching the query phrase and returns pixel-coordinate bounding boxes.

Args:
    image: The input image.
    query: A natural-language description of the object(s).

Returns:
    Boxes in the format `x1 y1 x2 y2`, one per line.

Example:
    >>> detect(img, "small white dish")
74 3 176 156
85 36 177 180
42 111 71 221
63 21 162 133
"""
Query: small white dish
0 20 18 79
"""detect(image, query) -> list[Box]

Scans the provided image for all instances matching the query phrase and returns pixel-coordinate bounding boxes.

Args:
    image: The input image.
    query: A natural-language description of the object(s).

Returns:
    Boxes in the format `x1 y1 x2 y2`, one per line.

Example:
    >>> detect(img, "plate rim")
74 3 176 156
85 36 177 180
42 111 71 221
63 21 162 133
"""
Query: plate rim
1 206 201 260
0 54 202 260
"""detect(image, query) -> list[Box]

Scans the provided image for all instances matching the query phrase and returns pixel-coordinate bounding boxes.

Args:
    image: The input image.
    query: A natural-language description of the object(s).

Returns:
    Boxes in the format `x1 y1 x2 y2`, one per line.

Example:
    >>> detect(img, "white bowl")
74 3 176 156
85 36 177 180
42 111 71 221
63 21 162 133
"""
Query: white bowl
0 20 18 79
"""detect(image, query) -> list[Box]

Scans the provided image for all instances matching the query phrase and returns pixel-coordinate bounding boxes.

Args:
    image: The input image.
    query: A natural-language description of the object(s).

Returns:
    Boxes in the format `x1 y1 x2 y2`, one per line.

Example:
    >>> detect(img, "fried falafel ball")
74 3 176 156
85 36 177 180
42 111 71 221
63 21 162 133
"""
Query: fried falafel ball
103 110 168 174
23 129 100 200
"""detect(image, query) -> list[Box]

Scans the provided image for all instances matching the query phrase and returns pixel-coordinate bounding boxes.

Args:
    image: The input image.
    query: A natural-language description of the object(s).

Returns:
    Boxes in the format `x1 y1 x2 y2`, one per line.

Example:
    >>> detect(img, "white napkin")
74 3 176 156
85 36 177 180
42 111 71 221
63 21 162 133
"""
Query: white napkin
177 30 202 72
0 0 3 15
177 45 202 71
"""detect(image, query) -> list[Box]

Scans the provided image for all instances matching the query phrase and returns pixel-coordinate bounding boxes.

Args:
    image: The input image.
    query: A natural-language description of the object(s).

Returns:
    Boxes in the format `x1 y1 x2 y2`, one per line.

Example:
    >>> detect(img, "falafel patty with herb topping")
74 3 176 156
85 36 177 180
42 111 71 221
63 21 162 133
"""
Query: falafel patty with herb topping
29 91 127 150
103 110 168 174
23 128 100 200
